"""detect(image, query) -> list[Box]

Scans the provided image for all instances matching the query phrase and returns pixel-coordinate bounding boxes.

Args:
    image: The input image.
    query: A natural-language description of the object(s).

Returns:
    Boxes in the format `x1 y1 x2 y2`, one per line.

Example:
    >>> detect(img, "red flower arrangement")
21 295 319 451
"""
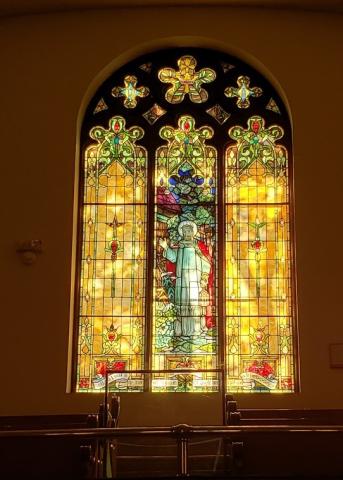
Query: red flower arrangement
79 377 90 389
96 361 126 377
247 361 274 378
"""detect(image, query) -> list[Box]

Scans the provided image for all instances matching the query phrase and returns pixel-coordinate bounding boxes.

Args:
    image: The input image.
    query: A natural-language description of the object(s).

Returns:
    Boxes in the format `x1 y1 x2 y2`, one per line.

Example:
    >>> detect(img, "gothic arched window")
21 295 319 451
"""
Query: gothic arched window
74 48 297 394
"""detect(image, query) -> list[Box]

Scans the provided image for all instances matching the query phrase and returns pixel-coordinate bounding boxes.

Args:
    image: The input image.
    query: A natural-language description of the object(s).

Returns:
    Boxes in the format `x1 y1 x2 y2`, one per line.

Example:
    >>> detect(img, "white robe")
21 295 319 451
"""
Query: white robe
164 240 210 336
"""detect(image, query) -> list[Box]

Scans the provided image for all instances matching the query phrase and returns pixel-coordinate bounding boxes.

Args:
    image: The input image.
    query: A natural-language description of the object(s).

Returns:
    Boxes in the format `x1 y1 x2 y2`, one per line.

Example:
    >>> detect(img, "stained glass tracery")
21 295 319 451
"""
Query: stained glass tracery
76 48 296 395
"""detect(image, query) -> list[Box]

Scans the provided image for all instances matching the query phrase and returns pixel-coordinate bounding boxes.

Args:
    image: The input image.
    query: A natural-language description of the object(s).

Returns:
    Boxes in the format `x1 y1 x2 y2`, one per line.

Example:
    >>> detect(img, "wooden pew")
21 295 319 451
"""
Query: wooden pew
0 396 121 479
225 394 343 426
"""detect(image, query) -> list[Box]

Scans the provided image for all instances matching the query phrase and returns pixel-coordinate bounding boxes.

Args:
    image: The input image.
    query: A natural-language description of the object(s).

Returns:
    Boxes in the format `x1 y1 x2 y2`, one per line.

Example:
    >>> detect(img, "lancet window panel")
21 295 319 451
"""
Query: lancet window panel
74 47 297 394
225 117 294 392
152 115 218 392
77 117 148 392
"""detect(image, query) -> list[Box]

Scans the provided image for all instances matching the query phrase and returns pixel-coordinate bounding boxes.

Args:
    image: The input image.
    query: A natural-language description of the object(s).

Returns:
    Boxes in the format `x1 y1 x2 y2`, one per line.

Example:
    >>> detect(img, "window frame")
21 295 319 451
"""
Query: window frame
72 47 298 394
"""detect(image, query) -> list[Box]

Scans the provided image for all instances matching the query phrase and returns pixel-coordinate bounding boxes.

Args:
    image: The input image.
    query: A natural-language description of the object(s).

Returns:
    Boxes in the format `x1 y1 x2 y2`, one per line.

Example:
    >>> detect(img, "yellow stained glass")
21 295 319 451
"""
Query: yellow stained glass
77 116 147 392
226 116 295 393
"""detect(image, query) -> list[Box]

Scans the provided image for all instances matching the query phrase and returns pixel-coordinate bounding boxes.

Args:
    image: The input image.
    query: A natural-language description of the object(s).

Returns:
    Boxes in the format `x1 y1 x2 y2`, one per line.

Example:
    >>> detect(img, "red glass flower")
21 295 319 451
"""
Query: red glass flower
96 361 107 376
111 240 118 260
79 377 90 388
107 325 117 342
113 361 126 371
252 120 260 134
251 239 262 251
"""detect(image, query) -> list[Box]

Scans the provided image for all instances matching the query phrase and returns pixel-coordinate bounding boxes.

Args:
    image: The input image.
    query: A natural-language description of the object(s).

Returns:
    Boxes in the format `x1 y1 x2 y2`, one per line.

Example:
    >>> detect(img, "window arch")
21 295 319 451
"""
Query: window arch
74 48 297 394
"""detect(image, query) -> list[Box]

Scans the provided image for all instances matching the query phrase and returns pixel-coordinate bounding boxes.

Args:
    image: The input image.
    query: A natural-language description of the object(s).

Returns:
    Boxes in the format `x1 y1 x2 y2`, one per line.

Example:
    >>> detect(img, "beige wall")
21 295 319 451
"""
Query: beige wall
1 6 342 425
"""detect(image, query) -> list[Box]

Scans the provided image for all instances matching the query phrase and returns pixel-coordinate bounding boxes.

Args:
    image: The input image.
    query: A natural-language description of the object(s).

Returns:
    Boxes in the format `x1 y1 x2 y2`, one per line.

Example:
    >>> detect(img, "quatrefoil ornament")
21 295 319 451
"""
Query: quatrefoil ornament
111 75 149 109
158 55 216 104
225 75 262 108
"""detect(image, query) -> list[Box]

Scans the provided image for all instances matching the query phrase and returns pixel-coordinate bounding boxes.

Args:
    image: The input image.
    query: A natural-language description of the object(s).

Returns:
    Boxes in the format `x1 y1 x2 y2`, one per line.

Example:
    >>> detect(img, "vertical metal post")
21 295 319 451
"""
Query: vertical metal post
221 368 226 425
173 424 191 477
104 372 109 426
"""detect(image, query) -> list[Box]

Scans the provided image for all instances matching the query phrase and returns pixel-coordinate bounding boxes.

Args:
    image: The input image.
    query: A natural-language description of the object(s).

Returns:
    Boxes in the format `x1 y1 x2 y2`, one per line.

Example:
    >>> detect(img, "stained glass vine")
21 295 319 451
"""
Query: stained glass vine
76 48 296 394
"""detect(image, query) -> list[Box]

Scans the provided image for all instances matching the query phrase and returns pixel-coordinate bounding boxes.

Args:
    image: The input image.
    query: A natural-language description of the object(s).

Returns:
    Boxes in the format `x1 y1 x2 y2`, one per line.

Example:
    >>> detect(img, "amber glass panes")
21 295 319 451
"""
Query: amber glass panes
75 48 297 395
152 115 218 392
225 116 295 392
77 116 147 392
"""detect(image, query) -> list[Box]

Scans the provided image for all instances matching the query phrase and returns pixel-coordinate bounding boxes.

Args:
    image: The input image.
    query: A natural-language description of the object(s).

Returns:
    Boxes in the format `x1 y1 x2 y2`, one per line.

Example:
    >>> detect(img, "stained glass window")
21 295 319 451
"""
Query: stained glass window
75 48 297 394
152 115 217 392
77 117 147 391
225 117 294 392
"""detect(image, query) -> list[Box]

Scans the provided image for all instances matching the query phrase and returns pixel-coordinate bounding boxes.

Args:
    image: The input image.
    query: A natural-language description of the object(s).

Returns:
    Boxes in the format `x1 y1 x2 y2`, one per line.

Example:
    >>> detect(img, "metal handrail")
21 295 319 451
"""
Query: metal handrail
2 424 343 478
2 424 343 438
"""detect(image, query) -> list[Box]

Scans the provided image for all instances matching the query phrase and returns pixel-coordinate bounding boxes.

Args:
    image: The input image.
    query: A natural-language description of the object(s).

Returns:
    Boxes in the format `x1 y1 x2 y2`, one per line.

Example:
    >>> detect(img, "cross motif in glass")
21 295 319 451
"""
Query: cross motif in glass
158 55 216 104
225 75 262 108
111 75 149 109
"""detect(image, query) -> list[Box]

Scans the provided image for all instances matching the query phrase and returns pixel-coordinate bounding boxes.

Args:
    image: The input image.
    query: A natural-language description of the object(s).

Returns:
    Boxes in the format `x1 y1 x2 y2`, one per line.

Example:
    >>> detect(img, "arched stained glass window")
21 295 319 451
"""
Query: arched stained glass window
74 48 297 394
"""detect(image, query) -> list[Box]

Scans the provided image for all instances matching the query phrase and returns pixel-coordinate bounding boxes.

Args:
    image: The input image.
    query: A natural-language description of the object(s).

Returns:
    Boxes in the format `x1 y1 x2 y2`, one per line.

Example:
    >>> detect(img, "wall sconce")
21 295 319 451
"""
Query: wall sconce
16 240 42 265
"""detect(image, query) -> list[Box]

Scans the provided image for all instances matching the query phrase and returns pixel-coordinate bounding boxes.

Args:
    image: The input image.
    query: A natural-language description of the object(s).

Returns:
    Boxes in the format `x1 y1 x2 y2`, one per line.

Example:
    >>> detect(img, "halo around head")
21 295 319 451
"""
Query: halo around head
178 220 197 236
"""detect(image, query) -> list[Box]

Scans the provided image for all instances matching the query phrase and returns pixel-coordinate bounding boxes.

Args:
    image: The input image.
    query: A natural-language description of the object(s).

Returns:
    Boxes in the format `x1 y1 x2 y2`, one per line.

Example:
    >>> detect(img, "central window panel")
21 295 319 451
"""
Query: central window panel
152 115 218 392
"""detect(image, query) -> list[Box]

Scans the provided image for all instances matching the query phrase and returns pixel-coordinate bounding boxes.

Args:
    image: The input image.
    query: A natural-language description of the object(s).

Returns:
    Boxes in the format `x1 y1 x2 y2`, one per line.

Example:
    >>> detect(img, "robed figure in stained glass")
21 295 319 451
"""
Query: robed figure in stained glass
159 220 212 336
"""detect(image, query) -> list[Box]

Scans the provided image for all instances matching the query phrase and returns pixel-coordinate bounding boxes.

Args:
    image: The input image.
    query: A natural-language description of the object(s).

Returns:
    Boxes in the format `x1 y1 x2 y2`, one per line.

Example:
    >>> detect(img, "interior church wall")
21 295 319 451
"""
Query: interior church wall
0 5 342 425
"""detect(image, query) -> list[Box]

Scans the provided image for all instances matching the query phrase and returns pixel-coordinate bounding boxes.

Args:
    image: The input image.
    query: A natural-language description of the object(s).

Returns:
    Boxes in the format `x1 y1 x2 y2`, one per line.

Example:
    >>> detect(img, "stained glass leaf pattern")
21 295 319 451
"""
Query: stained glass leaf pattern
152 115 218 392
77 116 147 392
225 75 262 108
143 103 167 125
206 104 231 124
139 62 152 73
158 56 216 104
111 75 149 109
221 62 235 73
93 98 108 114
226 116 294 393
266 97 281 114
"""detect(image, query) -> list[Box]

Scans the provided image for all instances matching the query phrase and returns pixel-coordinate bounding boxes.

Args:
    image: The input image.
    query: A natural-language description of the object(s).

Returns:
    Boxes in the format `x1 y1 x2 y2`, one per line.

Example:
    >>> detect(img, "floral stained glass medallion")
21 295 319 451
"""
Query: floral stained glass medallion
77 116 147 392
158 56 216 104
112 75 149 109
225 116 294 393
152 115 218 392
225 75 262 109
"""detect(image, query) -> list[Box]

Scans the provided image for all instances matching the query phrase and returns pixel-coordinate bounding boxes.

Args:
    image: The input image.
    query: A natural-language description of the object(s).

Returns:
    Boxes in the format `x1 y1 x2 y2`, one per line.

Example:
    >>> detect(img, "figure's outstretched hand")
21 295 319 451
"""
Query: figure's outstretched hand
159 238 168 250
